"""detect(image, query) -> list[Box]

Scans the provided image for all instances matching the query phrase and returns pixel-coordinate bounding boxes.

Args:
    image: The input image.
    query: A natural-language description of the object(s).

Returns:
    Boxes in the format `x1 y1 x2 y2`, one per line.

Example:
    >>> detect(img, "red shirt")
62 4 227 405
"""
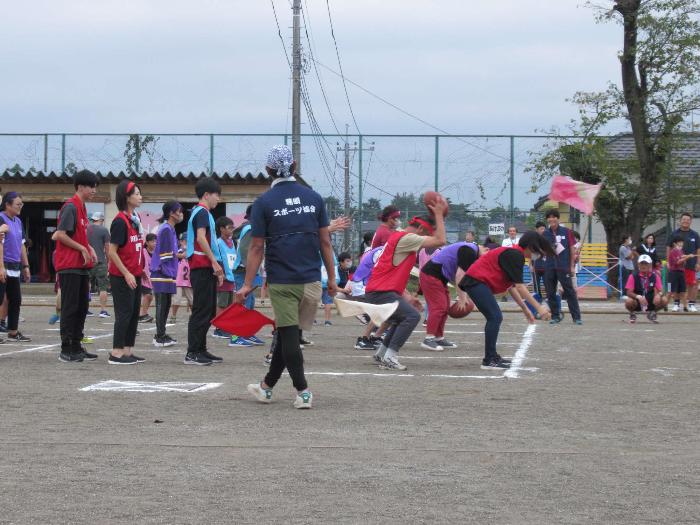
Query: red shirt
366 231 417 294
371 224 395 249
108 212 144 277
668 248 685 271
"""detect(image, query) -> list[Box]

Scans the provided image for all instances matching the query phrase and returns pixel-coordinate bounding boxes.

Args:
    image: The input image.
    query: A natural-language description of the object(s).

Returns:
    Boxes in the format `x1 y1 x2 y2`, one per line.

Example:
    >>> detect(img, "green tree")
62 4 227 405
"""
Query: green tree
530 0 700 286
324 196 341 216
364 197 382 216
124 134 158 173
391 192 419 216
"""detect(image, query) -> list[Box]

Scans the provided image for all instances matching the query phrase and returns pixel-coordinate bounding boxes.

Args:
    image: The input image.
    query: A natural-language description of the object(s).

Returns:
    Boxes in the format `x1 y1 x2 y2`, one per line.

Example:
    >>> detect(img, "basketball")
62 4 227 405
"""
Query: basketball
423 190 449 217
448 300 474 318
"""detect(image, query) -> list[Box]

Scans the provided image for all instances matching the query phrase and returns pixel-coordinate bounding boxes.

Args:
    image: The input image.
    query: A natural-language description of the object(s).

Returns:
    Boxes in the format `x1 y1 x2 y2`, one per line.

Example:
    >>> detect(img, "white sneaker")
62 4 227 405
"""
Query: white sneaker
420 338 444 351
293 391 313 409
247 383 272 404
689 304 698 312
671 304 680 312
379 355 408 371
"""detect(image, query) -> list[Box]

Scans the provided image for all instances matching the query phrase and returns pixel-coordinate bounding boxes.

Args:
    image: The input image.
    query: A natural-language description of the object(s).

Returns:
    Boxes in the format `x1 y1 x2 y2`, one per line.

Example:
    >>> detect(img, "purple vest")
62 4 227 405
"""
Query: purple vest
352 246 384 285
431 242 478 282
0 212 23 263
150 223 179 279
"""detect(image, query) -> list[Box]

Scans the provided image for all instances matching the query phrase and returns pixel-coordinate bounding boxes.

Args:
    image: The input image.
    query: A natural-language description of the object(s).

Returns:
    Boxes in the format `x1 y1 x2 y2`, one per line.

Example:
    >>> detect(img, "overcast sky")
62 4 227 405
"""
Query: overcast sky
0 0 626 205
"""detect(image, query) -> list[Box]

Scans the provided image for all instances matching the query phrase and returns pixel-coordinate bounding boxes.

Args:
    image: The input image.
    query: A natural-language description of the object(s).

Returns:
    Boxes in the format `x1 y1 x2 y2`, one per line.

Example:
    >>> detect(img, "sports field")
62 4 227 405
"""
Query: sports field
0 301 698 524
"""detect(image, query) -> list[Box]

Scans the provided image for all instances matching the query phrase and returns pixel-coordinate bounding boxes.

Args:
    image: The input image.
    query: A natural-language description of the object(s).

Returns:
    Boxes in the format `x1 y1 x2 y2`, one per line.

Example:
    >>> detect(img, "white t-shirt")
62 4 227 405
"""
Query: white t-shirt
501 236 520 248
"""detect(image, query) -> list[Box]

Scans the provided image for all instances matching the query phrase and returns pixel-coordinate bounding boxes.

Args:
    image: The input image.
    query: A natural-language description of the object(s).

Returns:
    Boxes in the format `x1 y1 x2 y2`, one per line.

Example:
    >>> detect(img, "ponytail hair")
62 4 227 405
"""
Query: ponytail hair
518 230 555 258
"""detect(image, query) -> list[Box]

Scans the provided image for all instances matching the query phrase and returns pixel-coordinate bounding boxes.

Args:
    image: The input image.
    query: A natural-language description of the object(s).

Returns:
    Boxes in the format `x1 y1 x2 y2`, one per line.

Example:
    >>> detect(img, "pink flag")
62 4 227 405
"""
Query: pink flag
548 175 602 216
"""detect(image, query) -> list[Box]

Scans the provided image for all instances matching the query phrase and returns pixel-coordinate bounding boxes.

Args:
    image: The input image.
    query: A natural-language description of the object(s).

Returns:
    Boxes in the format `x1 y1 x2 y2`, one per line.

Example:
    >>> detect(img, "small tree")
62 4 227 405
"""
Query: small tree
124 134 158 173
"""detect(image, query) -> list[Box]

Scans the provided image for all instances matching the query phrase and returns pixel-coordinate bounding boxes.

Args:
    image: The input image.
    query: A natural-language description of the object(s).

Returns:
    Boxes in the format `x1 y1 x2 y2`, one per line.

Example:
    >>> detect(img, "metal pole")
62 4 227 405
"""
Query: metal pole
358 134 363 256
209 134 214 175
135 134 141 174
43 134 48 173
291 0 302 174
434 136 439 191
342 125 351 252
509 136 515 224
284 134 288 146
61 134 65 173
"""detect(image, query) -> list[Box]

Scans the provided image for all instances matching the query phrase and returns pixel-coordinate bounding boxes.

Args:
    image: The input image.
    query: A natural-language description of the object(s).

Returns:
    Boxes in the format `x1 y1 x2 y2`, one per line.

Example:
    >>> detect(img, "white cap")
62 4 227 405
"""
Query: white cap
638 254 652 264
91 212 104 221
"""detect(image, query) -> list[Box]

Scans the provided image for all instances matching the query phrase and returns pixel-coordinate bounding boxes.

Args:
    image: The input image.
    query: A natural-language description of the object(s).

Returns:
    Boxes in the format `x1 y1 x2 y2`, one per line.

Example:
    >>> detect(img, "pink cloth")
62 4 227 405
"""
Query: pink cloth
175 254 191 287
549 175 602 215
141 249 152 289
668 248 684 271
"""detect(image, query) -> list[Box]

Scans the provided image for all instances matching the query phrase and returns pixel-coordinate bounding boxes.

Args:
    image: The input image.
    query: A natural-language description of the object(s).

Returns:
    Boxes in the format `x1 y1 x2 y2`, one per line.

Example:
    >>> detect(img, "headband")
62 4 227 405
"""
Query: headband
409 216 434 234
126 181 136 194
386 210 401 220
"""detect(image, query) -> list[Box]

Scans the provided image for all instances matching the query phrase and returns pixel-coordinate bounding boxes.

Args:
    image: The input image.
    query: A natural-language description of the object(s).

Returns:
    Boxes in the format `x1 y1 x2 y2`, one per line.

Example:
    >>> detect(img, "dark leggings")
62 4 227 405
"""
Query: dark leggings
154 292 172 339
264 325 307 391
110 275 142 349
0 276 22 332
465 282 502 363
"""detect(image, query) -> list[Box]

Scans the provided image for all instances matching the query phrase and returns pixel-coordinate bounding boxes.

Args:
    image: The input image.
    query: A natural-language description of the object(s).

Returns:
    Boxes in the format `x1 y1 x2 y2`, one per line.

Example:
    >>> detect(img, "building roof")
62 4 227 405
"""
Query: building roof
605 133 700 179
0 170 273 184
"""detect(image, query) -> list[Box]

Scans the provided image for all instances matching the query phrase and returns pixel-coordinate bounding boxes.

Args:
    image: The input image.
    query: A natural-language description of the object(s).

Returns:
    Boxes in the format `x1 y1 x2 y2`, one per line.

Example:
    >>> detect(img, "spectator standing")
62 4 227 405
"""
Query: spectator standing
501 226 520 248
53 170 100 363
637 233 661 270
531 221 547 297
170 233 193 323
619 235 636 294
0 192 31 342
668 236 691 312
87 212 111 318
671 212 700 312
543 209 582 325
138 233 156 323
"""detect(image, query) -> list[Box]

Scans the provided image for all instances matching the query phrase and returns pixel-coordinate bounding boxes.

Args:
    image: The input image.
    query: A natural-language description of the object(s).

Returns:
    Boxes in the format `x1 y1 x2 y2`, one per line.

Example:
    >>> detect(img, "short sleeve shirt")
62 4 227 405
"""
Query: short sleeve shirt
251 179 329 284
87 224 110 264
625 272 662 292
393 233 425 265
672 228 700 270
57 203 77 235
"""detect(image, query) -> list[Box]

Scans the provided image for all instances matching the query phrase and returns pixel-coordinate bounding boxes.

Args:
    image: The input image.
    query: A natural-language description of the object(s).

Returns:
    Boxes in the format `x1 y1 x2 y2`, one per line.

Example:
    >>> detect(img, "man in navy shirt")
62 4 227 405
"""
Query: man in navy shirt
237 145 336 409
672 212 700 312
543 209 582 324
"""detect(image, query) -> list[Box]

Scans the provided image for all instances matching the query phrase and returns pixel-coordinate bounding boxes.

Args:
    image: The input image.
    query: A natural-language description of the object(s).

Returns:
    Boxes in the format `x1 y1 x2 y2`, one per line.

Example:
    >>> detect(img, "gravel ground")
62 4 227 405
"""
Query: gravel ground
0 304 698 524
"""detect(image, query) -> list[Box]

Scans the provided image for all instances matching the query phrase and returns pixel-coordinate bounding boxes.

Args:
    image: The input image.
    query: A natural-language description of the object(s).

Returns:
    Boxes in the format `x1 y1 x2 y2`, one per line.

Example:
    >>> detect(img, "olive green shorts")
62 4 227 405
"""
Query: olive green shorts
88 262 109 292
268 281 322 330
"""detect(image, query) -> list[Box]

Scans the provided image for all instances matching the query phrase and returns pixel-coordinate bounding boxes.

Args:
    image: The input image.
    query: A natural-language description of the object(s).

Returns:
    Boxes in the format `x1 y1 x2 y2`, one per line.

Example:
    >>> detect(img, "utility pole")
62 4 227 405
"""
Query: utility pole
291 0 302 174
338 127 374 252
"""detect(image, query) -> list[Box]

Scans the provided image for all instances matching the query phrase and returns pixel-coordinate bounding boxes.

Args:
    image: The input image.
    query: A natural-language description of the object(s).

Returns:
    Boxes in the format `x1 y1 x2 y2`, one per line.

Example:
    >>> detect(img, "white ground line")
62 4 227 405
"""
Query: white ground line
303 371 504 379
503 324 537 379
0 326 159 358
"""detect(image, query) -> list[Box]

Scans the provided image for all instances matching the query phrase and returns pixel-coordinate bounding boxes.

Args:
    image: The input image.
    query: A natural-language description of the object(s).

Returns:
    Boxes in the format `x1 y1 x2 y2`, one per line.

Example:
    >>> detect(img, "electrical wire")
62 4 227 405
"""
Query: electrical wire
270 0 292 67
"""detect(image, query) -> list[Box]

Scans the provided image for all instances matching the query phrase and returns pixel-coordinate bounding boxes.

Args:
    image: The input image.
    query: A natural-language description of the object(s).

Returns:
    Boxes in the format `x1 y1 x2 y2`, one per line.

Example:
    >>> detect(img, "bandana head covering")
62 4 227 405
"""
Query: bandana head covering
408 216 435 235
266 145 294 178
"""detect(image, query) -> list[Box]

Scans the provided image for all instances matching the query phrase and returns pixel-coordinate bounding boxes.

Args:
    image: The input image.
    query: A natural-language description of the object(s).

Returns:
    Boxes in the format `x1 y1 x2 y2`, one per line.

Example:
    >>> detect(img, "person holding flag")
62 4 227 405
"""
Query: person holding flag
184 178 224 366
237 145 335 409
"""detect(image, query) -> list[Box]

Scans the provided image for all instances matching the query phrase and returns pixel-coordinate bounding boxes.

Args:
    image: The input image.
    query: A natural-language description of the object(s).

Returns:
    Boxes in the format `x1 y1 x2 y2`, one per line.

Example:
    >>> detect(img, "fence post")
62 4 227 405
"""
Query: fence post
509 136 515 224
434 135 439 191
43 134 48 172
209 134 214 175
61 134 65 173
135 134 141 173
358 134 363 254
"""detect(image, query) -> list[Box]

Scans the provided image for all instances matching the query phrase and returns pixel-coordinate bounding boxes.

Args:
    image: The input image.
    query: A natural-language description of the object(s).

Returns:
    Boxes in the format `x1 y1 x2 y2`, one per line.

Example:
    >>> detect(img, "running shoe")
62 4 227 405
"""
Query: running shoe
293 391 313 409
153 336 176 348
246 335 266 346
81 336 93 344
481 358 510 370
324 320 333 326
138 314 154 323
167 317 177 324
184 353 212 366
300 336 313 346
229 336 254 347
59 351 84 363
354 337 375 350
355 314 369 325
628 313 637 324
671 304 680 312
689 304 698 313
202 350 223 363
0 322 7 332
212 328 231 339
247 383 273 403
435 338 457 349
48 314 60 325
108 353 138 365
264 353 272 365
549 317 562 325
164 334 177 344
574 319 583 325
646 311 658 323
420 338 445 352
86 311 95 318
494 354 512 364
78 348 98 360
369 336 383 349
379 355 407 371
131 354 146 363
7 332 31 342
99 310 111 318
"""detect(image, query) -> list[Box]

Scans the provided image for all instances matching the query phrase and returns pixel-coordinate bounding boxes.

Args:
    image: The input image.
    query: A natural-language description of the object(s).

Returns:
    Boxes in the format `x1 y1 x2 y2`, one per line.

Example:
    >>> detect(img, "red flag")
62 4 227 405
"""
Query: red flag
211 303 274 338
549 175 602 216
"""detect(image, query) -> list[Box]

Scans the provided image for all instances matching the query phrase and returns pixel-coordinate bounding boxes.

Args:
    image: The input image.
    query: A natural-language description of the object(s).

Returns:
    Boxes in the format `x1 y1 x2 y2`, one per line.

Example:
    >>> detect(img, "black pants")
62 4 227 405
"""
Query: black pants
110 275 142 349
544 268 581 321
59 272 90 353
154 292 172 339
265 325 307 391
0 276 22 332
465 282 503 363
533 271 546 297
187 268 217 354
362 291 421 352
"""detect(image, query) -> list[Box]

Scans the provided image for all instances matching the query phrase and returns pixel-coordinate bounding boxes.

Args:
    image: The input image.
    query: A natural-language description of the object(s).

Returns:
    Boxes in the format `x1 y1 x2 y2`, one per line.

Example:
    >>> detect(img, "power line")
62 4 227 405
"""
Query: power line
324 0 361 134
269 0 291 67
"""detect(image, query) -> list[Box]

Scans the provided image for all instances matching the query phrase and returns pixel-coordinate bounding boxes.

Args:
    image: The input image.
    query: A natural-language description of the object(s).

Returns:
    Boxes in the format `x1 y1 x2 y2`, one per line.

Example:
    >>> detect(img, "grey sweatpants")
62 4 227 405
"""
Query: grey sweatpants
362 291 421 353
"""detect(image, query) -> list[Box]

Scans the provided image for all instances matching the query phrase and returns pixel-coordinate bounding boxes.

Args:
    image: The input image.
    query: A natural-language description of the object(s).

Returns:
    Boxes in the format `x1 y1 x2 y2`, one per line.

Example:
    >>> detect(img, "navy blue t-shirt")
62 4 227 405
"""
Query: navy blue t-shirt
251 179 329 284
672 228 700 270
